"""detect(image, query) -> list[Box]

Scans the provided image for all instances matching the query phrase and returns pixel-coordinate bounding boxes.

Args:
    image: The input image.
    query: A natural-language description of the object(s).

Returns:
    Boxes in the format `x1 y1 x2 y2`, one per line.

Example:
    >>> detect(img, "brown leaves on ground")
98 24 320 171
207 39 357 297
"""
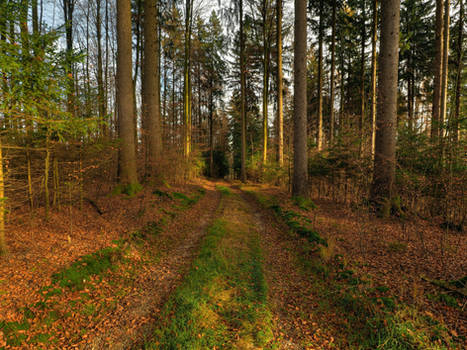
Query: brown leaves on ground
251 183 466 341
0 179 219 349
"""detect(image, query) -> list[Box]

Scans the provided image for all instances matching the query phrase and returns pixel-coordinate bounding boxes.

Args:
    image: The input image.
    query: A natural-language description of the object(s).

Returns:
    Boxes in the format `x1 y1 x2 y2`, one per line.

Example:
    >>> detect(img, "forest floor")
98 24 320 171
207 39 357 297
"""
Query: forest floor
0 180 465 349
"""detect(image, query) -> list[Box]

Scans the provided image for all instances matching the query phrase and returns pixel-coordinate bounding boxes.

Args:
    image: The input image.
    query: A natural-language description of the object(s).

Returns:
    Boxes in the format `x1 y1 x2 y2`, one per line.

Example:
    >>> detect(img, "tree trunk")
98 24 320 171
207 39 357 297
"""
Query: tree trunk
317 0 324 151
62 0 75 116
143 0 162 177
276 0 284 167
439 0 450 141
262 0 271 165
117 0 138 185
329 0 337 144
370 0 378 158
96 0 106 137
359 0 366 156
240 0 247 182
292 0 308 197
452 0 463 143
0 138 6 255
370 0 400 214
432 0 444 141
184 0 193 158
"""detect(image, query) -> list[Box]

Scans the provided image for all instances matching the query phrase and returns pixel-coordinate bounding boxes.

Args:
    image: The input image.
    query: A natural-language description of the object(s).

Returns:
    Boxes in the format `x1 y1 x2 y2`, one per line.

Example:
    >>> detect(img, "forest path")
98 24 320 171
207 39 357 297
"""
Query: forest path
143 183 334 349
84 181 222 350
237 187 334 349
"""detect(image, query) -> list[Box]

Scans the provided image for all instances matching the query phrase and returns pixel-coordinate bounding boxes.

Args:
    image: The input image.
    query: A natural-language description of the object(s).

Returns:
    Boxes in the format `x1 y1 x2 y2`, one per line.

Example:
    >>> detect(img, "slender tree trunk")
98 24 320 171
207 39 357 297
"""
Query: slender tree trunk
262 0 270 165
432 0 444 141
452 0 463 143
370 0 400 214
0 138 6 255
439 0 450 141
359 0 366 156
209 85 214 177
329 0 337 145
96 0 106 137
317 0 324 151
240 0 247 182
276 0 284 167
133 0 142 149
293 0 308 196
143 0 162 177
117 0 138 185
370 0 378 158
184 0 193 158
62 0 75 116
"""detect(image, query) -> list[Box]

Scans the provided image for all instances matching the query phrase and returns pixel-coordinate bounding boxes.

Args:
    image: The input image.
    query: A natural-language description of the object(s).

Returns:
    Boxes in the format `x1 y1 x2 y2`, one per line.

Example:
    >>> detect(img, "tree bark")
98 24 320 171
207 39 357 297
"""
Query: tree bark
370 0 378 158
292 0 308 197
184 0 193 158
439 0 450 141
96 0 106 137
143 0 162 176
117 0 138 185
317 0 324 151
359 0 366 156
329 0 337 144
432 0 444 141
370 0 400 214
276 0 284 167
452 0 463 143
262 0 270 165
240 0 247 182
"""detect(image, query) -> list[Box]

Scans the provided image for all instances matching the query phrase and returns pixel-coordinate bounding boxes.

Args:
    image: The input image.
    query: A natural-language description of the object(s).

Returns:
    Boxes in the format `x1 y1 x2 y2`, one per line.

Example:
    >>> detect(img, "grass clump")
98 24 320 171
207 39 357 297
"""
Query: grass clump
51 246 123 290
293 196 317 211
216 185 231 196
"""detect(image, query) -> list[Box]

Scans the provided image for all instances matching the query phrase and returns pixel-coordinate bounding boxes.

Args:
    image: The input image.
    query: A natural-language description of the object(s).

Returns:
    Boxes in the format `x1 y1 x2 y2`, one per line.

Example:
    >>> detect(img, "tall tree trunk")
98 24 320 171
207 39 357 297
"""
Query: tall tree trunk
329 0 337 145
370 0 400 214
262 0 270 165
240 0 247 182
0 138 5 255
432 0 444 141
96 0 106 137
452 0 463 143
62 0 75 116
143 0 162 177
133 0 142 149
209 84 214 177
317 0 324 151
183 0 193 157
117 0 138 185
293 0 308 196
439 0 450 141
370 0 378 158
276 0 284 167
359 0 366 156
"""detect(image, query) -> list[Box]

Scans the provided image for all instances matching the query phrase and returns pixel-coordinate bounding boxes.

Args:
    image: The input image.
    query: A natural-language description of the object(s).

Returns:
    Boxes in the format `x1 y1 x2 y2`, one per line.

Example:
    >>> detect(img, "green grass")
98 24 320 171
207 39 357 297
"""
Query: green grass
52 246 124 290
215 185 231 196
293 196 317 211
147 213 273 349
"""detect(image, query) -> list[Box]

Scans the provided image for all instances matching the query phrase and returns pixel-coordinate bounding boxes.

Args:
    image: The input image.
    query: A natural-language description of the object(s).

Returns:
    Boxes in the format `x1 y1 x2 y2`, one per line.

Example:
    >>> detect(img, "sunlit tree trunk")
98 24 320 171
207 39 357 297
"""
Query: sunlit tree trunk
370 0 400 214
439 0 450 141
329 0 337 145
262 0 271 165
276 0 284 167
96 0 106 137
317 0 324 151
0 139 6 255
117 0 138 185
184 0 193 157
293 0 308 196
370 0 378 158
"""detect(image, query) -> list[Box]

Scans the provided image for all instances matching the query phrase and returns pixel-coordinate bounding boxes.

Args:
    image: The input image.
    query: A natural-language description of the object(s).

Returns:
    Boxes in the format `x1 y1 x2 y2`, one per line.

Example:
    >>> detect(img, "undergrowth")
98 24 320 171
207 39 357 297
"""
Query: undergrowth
247 187 459 349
